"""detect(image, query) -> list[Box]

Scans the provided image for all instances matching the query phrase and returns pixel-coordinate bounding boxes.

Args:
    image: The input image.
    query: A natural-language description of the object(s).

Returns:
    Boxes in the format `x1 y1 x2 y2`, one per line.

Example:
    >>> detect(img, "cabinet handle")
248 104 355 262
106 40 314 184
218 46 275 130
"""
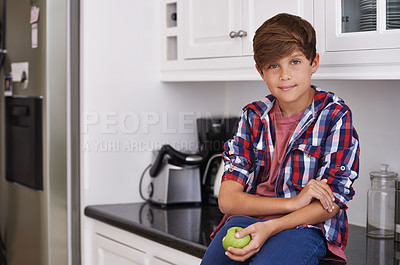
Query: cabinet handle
230 30 247 38
238 30 247 38
229 31 238 38
171 12 177 21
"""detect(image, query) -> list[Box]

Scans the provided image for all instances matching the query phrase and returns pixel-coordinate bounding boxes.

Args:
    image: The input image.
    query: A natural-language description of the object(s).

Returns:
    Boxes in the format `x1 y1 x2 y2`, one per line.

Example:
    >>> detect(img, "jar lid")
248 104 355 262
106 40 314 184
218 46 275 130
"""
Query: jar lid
370 164 398 180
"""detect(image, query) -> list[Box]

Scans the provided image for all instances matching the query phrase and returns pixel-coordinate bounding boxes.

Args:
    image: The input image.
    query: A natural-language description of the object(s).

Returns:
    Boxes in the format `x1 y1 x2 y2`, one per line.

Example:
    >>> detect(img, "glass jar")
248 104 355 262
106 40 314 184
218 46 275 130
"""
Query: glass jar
367 164 398 238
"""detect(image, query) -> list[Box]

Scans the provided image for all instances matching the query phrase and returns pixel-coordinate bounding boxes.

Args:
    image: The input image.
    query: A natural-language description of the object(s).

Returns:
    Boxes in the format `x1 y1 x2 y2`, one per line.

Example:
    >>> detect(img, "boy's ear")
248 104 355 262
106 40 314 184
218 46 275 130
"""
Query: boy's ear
311 53 320 74
255 64 265 80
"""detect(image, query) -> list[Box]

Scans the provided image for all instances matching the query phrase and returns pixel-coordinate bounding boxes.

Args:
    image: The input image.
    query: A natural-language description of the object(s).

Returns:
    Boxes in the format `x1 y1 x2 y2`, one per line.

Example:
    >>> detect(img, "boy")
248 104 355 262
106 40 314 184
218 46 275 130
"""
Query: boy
201 13 360 265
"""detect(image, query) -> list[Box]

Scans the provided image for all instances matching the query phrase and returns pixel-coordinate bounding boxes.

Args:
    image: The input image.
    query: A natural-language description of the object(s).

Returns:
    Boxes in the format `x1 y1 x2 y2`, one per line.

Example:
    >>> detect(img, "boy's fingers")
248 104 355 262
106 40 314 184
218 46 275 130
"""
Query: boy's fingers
226 241 257 261
312 182 334 211
317 179 335 201
235 227 251 238
313 189 331 211
225 249 250 262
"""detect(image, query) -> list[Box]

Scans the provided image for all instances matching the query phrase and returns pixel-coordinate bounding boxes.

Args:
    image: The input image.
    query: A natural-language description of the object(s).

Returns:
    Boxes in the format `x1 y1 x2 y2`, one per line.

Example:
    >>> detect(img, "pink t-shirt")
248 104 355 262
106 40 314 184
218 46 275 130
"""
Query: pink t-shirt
253 101 303 220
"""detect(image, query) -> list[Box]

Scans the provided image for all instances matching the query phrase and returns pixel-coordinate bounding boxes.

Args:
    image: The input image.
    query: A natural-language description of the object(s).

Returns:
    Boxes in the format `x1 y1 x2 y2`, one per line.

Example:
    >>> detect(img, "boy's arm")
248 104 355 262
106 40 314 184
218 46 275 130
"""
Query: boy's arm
226 200 339 262
218 179 336 216
271 199 339 231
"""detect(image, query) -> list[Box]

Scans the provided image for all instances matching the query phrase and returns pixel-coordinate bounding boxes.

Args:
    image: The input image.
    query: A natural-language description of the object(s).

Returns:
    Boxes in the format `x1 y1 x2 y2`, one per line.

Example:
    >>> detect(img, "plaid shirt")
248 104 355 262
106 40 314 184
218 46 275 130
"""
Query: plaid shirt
222 86 360 249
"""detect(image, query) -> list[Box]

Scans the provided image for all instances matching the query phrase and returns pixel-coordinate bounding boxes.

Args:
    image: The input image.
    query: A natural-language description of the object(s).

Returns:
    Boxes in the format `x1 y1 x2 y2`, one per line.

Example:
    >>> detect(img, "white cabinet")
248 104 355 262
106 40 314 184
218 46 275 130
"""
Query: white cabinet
314 0 400 79
94 234 147 265
183 0 308 59
86 219 202 265
160 0 400 80
160 0 313 81
325 0 399 51
183 0 243 59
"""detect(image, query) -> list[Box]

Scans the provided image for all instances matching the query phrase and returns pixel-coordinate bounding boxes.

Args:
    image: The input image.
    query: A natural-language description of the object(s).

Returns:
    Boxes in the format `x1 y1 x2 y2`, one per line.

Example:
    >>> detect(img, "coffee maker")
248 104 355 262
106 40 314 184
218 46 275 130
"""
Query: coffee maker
143 117 239 205
196 117 239 204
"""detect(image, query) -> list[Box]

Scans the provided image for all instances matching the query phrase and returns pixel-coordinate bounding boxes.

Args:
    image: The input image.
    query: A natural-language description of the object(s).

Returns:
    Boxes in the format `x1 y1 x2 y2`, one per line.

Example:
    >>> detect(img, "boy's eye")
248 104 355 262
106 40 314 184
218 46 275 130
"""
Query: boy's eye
268 64 278 69
291 60 301 65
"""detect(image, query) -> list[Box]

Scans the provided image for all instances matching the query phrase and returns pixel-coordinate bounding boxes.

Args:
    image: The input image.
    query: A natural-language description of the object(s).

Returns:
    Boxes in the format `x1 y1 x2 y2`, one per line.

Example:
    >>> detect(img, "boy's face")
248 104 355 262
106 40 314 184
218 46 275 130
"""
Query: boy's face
256 50 319 116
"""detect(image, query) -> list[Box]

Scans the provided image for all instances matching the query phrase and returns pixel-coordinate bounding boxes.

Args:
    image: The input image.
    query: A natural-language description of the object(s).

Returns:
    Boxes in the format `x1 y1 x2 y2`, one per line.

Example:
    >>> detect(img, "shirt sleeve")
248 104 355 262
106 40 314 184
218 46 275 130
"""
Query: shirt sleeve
318 105 360 209
221 109 256 187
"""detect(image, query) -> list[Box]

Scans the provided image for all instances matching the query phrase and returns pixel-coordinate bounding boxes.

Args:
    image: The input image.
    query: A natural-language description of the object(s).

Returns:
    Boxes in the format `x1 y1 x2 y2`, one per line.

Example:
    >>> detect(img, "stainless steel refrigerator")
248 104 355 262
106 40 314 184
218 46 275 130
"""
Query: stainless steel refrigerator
0 0 80 264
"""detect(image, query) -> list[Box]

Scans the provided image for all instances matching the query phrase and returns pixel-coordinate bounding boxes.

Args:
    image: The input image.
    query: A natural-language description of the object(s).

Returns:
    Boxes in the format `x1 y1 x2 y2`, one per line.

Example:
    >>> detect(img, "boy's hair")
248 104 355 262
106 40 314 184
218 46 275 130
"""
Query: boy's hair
253 13 316 70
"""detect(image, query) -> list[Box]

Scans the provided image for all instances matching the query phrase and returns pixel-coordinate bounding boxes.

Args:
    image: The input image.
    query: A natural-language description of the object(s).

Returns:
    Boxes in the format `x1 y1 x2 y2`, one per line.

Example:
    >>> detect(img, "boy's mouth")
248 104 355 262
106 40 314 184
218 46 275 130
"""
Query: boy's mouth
279 85 296 91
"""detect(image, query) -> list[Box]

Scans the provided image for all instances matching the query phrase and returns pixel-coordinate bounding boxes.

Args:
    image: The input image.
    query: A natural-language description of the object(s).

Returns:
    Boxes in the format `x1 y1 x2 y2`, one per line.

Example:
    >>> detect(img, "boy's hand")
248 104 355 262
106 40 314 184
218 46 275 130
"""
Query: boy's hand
291 179 335 212
225 220 276 262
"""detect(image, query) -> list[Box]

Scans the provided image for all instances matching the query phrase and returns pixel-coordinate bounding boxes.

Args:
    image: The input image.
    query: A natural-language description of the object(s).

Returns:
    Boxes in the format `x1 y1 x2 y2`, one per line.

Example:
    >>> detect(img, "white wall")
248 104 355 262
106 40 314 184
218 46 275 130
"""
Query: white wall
224 80 400 226
80 0 227 207
81 0 400 227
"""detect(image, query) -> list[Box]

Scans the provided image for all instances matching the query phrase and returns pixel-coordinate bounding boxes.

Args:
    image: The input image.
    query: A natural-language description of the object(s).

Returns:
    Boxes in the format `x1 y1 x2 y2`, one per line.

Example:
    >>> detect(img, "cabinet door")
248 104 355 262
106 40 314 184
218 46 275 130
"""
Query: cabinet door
325 0 400 51
152 257 174 265
242 0 314 55
183 0 313 59
183 0 243 59
94 234 148 265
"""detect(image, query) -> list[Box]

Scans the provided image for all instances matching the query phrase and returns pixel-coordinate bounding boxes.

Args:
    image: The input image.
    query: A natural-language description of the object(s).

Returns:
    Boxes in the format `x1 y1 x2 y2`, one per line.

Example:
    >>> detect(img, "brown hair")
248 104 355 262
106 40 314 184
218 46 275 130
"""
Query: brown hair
253 13 316 70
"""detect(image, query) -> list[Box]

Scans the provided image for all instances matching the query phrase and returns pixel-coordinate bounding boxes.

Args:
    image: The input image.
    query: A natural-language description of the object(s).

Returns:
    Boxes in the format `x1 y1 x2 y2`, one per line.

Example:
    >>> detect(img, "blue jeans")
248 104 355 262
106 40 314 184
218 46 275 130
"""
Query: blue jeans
201 216 327 265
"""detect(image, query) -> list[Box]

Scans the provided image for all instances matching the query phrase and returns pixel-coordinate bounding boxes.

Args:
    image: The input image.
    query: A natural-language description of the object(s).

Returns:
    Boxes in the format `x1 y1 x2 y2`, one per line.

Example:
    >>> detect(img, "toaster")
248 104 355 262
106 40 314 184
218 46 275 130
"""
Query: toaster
147 145 202 205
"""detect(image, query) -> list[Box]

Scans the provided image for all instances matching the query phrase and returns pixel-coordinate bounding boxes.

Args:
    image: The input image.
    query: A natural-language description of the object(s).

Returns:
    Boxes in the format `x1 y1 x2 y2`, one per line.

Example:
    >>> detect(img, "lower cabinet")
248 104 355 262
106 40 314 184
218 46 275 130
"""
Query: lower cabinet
89 220 202 265
95 234 147 265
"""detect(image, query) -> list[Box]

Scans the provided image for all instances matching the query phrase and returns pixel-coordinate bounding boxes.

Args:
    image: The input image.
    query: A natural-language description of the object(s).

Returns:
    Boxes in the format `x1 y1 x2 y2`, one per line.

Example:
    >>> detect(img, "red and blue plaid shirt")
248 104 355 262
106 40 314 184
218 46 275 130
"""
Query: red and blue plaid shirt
222 86 360 249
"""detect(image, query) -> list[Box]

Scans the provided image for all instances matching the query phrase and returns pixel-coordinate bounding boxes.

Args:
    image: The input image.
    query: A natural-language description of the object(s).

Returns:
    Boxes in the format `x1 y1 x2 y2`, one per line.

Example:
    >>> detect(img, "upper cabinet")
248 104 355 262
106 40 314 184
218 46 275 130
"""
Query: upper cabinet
160 0 313 81
183 0 245 59
183 0 307 59
314 0 400 79
160 0 400 81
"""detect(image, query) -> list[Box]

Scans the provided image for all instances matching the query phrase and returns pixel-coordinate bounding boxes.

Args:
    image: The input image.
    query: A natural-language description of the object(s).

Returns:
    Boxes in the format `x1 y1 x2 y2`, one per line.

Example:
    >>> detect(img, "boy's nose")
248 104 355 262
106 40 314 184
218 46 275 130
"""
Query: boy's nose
280 68 292 81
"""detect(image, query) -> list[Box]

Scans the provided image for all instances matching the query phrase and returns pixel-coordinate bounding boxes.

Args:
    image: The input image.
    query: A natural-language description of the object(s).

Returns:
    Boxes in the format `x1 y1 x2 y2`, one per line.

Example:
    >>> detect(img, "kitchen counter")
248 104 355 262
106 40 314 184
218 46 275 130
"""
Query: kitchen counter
85 202 222 258
85 202 399 264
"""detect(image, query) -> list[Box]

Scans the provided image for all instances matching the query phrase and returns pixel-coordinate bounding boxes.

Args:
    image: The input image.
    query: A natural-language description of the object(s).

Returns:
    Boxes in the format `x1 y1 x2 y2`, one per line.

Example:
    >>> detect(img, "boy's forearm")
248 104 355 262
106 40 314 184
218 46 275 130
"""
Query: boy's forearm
218 180 295 216
219 191 293 216
267 200 339 236
218 180 335 217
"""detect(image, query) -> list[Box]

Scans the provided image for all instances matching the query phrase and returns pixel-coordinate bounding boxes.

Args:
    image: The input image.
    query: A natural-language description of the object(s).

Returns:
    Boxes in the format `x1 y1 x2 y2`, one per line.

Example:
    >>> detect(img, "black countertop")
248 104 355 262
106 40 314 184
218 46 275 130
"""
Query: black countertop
85 203 223 258
85 202 399 264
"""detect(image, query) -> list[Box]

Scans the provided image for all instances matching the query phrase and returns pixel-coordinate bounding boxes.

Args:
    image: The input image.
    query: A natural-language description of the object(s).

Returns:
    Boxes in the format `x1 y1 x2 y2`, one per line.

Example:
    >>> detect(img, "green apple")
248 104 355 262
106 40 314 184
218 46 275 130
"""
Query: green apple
222 226 251 251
